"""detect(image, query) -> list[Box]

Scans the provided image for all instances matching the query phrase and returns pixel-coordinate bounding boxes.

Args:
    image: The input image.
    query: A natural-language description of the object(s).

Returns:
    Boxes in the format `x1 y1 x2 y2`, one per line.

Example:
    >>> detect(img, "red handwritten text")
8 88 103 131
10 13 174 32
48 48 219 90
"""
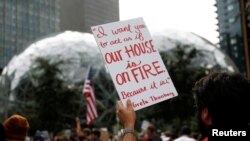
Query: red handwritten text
100 41 108 48
105 50 123 64
131 61 165 83
132 99 149 109
150 81 158 89
135 31 144 41
126 60 141 69
134 24 146 41
134 24 146 31
125 40 156 58
160 79 170 86
150 92 175 102
116 71 131 85
110 38 122 45
97 26 107 38
121 86 147 99
115 61 165 85
123 36 133 42
112 24 132 35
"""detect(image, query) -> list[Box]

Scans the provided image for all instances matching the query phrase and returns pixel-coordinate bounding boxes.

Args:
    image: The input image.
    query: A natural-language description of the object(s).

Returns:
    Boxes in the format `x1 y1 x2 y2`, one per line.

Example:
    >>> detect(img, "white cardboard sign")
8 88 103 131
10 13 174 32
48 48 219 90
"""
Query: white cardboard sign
91 17 178 111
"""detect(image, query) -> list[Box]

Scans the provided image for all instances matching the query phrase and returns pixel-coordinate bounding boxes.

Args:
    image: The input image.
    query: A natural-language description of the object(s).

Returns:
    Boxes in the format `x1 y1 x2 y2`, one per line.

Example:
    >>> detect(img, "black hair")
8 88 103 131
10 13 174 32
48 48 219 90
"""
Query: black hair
180 125 191 135
0 123 5 141
192 72 250 129
91 130 101 138
147 125 156 133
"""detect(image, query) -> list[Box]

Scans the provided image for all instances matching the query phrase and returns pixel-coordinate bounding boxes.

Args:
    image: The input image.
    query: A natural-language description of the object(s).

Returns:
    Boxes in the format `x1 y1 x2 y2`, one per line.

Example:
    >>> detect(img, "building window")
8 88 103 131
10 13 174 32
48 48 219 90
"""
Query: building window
233 46 238 51
230 38 237 44
223 42 227 46
234 52 238 58
227 5 234 11
219 36 224 41
229 17 235 23
227 0 235 4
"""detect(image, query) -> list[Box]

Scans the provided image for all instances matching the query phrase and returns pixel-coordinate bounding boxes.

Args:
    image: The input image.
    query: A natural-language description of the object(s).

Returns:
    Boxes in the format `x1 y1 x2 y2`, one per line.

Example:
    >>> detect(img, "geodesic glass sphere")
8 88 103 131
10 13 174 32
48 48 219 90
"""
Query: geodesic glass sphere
1 30 238 90
152 29 238 72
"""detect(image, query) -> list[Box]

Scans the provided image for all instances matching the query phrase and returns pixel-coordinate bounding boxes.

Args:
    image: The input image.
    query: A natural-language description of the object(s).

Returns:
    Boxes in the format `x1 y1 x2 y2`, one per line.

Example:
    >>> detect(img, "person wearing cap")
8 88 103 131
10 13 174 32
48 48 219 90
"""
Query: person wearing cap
3 114 30 141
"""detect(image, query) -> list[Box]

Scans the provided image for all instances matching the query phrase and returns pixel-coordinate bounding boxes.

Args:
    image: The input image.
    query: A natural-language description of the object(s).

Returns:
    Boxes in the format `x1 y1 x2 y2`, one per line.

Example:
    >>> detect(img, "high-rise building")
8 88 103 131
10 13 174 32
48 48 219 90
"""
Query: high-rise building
215 0 250 78
0 0 60 70
60 0 119 33
0 0 119 71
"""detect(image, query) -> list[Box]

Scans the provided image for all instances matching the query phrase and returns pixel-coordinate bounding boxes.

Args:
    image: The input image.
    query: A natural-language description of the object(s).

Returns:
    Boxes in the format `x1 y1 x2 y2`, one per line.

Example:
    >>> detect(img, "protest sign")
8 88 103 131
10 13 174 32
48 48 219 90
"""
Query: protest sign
91 17 178 110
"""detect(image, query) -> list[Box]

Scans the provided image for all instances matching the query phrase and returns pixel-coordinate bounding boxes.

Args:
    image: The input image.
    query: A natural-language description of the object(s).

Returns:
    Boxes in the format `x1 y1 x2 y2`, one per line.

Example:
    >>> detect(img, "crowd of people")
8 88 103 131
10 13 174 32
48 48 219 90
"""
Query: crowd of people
0 114 200 141
1 72 250 141
0 115 104 141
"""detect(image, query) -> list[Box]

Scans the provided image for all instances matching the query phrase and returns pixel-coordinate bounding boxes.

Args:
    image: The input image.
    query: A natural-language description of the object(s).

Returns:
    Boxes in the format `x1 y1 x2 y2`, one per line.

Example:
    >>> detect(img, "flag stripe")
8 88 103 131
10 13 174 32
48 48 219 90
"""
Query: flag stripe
83 67 97 125
86 97 97 117
87 104 94 119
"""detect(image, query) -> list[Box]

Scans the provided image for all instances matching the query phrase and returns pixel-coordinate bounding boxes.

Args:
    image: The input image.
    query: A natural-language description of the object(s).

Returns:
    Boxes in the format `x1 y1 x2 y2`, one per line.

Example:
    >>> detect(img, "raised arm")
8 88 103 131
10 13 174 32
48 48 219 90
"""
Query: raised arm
75 117 83 137
117 99 136 141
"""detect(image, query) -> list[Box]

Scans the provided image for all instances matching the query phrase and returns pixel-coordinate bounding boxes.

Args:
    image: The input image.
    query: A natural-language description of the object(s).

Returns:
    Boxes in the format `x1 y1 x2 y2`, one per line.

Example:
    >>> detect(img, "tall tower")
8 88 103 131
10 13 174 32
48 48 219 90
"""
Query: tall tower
215 0 250 78
0 0 60 69
60 0 119 33
0 0 119 71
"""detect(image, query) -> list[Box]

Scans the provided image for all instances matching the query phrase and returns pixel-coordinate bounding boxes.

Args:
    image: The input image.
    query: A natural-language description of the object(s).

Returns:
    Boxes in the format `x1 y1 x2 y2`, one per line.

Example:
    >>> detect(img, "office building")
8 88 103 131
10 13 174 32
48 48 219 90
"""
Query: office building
0 0 60 70
0 0 119 71
60 0 119 33
215 0 250 78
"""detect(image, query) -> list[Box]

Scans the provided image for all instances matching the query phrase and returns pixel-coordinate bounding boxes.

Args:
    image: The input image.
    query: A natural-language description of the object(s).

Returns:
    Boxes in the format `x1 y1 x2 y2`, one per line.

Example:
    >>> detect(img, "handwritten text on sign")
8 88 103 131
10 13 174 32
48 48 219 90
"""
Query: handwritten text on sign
91 18 178 110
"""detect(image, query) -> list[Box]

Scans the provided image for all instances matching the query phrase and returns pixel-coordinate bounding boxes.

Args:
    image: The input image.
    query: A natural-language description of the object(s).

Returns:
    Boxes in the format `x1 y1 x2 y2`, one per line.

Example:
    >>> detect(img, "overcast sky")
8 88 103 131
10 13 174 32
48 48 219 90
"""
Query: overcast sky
119 0 219 44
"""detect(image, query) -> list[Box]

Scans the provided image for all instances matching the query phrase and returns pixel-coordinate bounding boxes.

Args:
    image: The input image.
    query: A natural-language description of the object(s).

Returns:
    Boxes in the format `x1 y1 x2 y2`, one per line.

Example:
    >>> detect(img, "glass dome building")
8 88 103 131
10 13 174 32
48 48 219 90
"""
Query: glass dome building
0 29 238 125
1 30 238 91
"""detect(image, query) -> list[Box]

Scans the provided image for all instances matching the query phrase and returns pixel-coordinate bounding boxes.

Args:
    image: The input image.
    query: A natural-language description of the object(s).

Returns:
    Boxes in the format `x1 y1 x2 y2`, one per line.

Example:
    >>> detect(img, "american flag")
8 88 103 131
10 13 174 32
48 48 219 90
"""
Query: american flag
83 66 98 125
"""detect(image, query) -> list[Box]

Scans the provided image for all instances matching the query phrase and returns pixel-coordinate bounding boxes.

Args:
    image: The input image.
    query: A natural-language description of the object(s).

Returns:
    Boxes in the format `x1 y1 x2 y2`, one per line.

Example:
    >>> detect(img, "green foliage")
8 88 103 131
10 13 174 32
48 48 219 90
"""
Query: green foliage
14 58 83 134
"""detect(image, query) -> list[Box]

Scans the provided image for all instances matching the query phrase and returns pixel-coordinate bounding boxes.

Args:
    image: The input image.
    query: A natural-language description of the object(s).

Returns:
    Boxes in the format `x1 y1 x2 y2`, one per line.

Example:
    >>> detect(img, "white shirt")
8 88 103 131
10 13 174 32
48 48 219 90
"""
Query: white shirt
174 135 196 141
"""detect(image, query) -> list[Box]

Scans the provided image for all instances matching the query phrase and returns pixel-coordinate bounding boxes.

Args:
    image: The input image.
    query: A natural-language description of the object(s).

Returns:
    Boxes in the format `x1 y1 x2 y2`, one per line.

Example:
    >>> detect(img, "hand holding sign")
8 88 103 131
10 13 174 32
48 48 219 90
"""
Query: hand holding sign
91 17 178 110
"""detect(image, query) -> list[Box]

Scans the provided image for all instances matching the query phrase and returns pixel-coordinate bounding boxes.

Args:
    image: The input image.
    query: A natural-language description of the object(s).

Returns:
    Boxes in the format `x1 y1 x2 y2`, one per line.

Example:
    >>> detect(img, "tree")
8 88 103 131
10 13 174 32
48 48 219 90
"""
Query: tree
14 58 83 134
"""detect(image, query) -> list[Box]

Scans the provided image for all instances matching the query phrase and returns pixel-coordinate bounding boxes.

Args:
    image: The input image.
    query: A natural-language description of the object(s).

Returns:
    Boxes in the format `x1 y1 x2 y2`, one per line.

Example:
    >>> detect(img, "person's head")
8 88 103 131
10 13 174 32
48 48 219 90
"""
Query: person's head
90 129 101 140
192 72 250 135
33 135 44 141
83 128 91 137
165 130 172 138
179 126 191 136
3 114 29 141
147 125 156 138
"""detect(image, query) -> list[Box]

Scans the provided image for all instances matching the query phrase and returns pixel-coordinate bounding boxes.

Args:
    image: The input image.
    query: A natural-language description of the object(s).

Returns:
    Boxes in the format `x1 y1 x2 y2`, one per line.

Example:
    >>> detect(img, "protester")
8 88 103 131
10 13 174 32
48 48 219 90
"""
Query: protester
146 125 162 141
174 126 195 141
117 100 136 141
34 134 45 141
192 72 250 140
90 129 101 141
117 72 250 141
3 114 30 141
75 117 94 141
163 130 174 141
